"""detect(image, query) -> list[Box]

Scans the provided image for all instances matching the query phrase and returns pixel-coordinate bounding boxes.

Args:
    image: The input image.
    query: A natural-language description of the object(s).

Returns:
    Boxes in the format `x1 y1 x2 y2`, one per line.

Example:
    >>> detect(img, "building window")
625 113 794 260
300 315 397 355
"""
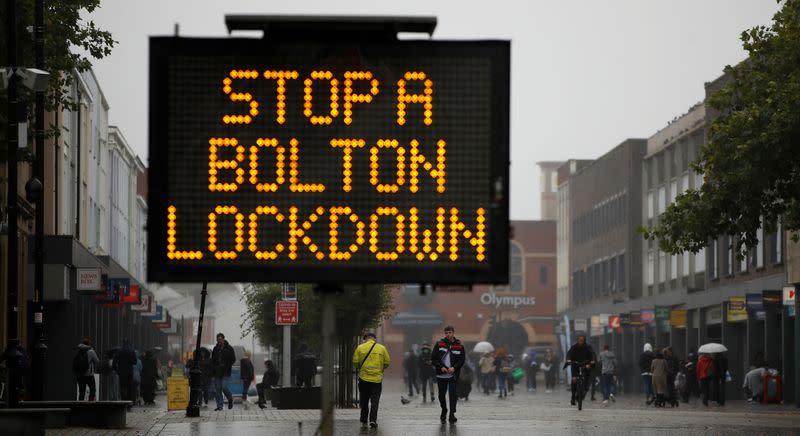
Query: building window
724 236 734 276
540 264 548 286
709 239 718 279
618 253 625 291
609 257 617 292
682 252 690 277
770 220 783 264
658 251 666 284
694 171 704 190
740 240 749 273
695 247 706 273
646 251 654 286
496 242 523 292
682 173 690 195
647 191 654 219
550 171 558 193
657 186 666 215
756 224 764 269
670 254 678 281
669 180 678 205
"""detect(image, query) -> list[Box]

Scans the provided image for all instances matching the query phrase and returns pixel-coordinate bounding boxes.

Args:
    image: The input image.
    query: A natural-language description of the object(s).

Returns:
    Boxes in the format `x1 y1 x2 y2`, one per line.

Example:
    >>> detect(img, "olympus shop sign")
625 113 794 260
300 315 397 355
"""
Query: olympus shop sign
480 292 536 309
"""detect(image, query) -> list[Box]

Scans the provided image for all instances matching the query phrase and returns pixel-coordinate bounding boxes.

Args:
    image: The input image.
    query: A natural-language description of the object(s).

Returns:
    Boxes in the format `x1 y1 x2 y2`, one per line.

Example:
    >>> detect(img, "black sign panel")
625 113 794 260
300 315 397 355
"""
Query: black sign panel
147 37 510 284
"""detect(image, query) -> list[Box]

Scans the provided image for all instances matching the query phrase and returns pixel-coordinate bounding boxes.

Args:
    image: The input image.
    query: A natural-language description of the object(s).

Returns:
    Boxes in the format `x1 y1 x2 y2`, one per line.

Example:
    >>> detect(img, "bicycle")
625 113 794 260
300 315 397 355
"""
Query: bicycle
566 361 592 411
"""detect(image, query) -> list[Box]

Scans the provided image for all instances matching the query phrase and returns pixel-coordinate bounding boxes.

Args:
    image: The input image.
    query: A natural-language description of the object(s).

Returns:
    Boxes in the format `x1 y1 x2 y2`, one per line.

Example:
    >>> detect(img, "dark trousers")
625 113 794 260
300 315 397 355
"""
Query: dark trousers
241 380 251 401
700 378 712 404
437 377 458 414
256 382 271 405
407 373 419 396
141 383 156 404
297 375 313 388
526 368 538 390
545 370 556 390
421 375 435 401
118 372 134 403
601 374 615 400
358 379 382 423
77 375 96 401
715 377 726 405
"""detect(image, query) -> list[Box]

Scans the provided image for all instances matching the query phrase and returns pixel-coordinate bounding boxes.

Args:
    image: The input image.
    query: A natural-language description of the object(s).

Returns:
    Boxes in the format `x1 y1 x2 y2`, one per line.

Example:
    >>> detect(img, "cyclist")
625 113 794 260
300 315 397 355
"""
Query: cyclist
565 334 595 406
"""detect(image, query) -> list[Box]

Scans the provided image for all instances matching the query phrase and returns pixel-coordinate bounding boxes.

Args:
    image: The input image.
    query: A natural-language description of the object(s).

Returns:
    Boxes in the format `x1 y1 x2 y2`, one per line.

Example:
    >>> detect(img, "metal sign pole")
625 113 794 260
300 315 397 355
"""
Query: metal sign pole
282 283 292 388
186 282 208 417
320 287 336 436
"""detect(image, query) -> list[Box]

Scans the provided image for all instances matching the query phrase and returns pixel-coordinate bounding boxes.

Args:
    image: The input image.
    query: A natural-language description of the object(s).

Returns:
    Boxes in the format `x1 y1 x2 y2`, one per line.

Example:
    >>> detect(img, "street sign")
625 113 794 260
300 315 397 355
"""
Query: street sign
76 268 102 291
608 315 620 330
276 300 299 325
147 37 510 284
784 286 796 305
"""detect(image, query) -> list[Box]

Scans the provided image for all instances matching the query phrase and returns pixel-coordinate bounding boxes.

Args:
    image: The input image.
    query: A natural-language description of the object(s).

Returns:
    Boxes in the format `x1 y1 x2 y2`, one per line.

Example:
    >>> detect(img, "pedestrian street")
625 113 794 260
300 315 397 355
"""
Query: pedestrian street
47 379 800 436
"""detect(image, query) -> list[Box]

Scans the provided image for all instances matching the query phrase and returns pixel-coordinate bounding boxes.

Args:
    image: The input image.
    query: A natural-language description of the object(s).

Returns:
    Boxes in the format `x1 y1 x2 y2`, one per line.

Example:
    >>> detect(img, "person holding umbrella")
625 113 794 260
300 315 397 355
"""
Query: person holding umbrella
697 352 716 407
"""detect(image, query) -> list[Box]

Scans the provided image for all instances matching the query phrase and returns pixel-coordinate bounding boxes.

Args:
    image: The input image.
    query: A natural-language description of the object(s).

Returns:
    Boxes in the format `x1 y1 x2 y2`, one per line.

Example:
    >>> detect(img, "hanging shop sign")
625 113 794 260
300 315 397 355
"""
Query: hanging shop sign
670 309 687 328
590 316 603 337
641 309 655 325
76 268 102 292
608 315 621 330
785 286 796 317
746 293 765 321
727 297 747 322
147 37 511 284
655 306 671 321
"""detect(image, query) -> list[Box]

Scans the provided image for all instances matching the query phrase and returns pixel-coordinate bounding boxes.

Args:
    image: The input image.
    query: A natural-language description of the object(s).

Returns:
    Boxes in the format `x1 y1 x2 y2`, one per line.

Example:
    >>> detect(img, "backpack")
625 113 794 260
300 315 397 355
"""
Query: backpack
73 348 89 375
419 347 432 364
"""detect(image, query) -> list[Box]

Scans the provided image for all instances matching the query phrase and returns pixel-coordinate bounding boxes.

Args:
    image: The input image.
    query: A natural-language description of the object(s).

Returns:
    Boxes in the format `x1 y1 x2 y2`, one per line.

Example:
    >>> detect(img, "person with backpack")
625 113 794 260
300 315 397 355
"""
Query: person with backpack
417 343 436 403
525 351 539 392
74 337 100 401
352 332 390 429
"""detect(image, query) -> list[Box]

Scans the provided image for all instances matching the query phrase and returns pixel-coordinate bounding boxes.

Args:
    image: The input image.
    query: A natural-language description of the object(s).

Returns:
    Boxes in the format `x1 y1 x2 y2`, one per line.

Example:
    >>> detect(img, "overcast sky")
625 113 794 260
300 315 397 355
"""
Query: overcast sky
87 1 780 220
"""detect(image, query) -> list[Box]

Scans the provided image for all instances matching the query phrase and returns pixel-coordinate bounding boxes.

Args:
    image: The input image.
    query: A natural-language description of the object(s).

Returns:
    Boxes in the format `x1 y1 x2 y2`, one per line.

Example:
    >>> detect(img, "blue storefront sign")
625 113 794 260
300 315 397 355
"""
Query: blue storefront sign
746 293 765 321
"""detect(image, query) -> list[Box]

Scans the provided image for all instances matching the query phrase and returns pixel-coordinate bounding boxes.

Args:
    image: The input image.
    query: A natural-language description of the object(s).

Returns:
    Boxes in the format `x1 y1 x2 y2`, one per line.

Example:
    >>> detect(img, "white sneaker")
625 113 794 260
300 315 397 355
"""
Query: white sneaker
610 394 616 402
602 400 608 406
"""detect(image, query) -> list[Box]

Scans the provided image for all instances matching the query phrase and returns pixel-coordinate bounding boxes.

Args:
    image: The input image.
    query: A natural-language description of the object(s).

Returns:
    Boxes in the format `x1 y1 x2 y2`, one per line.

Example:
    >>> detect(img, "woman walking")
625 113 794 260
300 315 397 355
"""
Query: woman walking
650 350 668 407
494 348 509 398
697 353 716 407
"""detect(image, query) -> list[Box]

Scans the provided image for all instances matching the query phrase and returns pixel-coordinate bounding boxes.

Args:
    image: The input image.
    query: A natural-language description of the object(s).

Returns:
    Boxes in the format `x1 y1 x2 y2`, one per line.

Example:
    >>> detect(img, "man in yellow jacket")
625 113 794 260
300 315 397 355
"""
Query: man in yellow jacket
352 332 390 429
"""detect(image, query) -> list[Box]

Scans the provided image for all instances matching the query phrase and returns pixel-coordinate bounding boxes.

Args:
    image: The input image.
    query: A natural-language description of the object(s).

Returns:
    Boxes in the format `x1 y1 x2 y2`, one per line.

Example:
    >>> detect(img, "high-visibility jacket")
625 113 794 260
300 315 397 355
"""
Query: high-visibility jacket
352 340 391 383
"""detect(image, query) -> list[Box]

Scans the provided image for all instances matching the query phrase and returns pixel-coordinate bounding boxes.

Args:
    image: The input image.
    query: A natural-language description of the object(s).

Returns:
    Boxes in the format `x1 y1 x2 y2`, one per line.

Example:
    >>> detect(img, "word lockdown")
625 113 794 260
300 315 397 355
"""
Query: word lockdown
166 205 487 263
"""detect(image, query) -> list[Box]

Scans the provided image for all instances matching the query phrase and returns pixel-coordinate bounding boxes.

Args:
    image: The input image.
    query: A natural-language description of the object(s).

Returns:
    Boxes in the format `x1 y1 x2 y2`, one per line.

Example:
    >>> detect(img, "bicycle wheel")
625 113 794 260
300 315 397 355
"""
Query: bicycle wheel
577 380 583 410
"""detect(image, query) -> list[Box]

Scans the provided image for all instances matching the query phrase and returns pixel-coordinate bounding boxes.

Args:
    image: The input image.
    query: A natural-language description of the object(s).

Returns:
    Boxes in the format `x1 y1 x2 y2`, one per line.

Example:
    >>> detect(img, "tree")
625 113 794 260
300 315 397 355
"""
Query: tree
643 0 800 255
0 0 115 144
240 283 394 352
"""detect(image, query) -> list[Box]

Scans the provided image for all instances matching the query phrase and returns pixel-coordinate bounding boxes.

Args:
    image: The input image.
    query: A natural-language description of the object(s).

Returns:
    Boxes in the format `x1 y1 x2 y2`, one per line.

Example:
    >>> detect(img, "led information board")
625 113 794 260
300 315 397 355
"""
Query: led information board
148 37 510 283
